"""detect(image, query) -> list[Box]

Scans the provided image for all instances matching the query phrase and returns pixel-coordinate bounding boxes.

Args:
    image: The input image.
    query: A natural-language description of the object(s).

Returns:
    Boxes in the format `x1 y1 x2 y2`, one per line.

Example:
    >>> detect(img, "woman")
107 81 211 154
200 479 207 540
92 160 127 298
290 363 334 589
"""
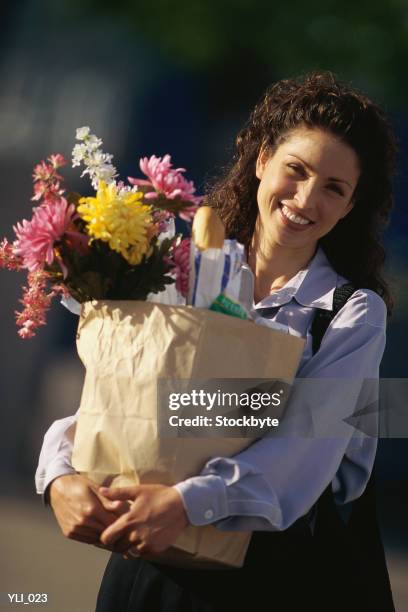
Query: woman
36 71 397 611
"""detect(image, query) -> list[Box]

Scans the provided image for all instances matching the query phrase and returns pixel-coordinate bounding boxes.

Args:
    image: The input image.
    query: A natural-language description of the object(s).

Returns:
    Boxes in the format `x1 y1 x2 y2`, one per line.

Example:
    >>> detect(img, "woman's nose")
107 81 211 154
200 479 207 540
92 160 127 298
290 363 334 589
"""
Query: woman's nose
294 179 319 210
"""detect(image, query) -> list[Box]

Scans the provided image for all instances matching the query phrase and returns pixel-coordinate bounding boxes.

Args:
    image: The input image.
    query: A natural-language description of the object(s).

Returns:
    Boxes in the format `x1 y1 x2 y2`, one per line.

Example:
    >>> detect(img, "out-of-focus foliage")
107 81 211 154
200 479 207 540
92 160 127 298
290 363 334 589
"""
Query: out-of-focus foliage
57 0 408 106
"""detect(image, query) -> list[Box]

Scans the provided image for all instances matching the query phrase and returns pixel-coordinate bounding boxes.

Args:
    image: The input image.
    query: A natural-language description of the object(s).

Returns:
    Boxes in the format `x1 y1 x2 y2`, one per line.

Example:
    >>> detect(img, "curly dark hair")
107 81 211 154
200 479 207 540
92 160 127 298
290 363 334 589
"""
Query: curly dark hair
206 71 397 315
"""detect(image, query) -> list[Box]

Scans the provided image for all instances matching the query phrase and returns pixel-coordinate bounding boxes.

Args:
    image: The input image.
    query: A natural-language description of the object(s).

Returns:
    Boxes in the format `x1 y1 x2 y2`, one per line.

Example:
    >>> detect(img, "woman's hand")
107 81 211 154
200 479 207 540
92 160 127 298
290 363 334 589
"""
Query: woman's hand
99 484 189 555
49 474 129 548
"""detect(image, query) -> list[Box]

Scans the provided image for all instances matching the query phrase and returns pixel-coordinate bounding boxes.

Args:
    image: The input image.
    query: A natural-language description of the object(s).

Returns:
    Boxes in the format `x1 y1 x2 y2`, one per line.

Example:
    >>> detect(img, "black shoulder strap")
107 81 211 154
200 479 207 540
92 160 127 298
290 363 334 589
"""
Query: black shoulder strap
311 283 356 355
312 282 379 533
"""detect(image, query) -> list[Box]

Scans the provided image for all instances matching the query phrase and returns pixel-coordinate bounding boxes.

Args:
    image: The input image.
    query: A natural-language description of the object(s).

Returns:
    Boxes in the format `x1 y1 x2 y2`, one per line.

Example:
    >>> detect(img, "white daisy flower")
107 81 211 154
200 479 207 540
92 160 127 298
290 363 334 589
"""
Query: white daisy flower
76 126 91 140
72 127 117 188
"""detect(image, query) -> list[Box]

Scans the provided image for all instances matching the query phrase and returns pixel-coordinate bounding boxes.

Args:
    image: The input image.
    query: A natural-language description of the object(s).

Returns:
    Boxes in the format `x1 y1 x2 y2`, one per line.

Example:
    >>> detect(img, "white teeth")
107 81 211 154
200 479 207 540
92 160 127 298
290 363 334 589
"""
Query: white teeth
281 205 311 225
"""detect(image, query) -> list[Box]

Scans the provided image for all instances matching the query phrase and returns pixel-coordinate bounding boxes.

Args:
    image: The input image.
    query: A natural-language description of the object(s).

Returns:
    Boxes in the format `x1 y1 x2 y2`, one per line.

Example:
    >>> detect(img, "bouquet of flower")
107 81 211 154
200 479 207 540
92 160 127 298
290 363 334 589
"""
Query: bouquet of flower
0 127 198 338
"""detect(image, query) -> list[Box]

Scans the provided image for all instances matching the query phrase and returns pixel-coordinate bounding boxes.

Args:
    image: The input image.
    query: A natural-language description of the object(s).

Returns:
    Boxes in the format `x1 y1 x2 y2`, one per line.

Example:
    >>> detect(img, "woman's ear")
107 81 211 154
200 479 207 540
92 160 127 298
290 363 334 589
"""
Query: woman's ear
256 146 269 180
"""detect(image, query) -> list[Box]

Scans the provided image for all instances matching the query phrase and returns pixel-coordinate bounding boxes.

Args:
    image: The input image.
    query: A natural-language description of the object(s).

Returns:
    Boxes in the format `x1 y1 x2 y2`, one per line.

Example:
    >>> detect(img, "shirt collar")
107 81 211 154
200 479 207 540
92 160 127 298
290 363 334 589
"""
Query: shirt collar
253 247 339 311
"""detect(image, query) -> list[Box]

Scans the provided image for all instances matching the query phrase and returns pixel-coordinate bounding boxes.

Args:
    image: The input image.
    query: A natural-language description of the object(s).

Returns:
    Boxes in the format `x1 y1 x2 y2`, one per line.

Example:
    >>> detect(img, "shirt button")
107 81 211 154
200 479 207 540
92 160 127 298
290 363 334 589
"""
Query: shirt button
204 509 214 520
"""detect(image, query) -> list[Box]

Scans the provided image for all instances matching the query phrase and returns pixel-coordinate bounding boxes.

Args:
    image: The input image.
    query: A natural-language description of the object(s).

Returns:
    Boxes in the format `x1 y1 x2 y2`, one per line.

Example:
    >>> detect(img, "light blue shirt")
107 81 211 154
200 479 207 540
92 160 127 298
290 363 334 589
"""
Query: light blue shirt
35 247 387 532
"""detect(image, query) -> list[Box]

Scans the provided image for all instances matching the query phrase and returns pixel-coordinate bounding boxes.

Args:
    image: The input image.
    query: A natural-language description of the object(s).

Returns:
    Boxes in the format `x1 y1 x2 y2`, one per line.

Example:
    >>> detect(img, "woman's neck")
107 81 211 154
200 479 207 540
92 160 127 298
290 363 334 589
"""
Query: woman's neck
248 231 317 303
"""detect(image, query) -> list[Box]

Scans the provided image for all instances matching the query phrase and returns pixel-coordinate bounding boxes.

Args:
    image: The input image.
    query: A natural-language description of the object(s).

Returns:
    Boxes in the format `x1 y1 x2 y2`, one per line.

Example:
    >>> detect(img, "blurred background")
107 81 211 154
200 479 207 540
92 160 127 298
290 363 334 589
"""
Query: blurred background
0 0 407 609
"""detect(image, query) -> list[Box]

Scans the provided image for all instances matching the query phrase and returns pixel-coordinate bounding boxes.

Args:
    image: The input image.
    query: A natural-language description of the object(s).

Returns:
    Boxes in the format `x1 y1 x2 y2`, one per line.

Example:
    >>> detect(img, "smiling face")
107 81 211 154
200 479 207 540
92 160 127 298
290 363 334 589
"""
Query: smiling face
255 126 361 257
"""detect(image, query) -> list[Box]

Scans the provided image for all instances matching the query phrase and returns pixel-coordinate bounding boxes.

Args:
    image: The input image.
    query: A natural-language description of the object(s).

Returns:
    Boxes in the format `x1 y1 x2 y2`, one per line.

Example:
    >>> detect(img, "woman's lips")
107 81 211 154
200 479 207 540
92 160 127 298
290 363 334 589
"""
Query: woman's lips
278 203 314 232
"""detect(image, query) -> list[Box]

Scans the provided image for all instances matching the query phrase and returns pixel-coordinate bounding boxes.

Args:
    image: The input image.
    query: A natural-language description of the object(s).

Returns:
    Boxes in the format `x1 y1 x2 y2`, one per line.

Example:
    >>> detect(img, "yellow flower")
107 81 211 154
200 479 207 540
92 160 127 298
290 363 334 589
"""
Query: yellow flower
77 182 153 265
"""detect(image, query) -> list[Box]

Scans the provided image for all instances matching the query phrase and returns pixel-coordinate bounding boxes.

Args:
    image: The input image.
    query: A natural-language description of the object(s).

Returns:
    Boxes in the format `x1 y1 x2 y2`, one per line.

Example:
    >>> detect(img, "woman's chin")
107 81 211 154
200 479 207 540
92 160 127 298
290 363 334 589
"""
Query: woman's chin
273 228 317 250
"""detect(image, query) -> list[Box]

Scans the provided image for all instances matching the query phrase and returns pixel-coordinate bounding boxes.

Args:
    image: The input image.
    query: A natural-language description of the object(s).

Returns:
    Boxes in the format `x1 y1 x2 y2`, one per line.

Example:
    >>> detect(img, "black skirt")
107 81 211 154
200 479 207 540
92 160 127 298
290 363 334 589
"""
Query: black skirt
96 528 317 612
95 481 395 612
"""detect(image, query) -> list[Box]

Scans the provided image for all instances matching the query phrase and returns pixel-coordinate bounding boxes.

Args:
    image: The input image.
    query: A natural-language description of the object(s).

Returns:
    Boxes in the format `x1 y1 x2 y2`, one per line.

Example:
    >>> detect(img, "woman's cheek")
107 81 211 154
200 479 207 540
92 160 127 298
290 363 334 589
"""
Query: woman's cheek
256 184 269 212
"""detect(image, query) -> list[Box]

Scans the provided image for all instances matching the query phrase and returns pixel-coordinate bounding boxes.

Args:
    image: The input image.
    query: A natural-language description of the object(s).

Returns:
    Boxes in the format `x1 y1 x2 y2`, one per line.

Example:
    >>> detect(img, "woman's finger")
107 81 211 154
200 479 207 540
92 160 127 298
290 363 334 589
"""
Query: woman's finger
128 530 140 544
100 514 132 546
99 497 130 515
86 503 119 530
99 486 139 501
114 534 137 554
122 532 145 559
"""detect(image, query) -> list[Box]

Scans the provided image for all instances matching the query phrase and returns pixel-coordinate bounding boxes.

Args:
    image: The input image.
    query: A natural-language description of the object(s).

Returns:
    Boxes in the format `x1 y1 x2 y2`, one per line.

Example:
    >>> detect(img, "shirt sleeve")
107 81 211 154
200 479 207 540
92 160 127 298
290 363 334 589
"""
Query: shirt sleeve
35 411 78 498
173 289 387 531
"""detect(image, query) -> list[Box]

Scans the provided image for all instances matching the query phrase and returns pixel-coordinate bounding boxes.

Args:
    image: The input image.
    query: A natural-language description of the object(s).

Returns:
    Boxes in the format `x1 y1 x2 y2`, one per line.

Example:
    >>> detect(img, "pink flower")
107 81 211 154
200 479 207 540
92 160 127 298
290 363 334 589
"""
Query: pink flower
168 238 190 298
13 198 75 272
128 154 203 205
150 209 172 234
0 238 22 270
178 205 198 223
48 154 66 169
33 161 60 183
33 161 54 182
15 270 63 339
32 154 66 202
32 180 64 202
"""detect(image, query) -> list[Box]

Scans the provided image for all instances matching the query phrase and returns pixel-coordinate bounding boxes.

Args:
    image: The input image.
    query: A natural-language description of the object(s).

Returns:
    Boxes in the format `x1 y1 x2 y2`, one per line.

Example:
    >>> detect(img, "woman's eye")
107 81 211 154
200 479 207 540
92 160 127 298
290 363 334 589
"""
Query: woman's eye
287 164 304 175
327 183 344 196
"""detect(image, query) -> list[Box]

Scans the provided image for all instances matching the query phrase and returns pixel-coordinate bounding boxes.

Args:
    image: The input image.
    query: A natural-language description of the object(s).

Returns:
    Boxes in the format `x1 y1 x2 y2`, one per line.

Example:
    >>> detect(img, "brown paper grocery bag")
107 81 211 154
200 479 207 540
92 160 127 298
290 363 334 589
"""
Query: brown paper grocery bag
72 301 304 568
